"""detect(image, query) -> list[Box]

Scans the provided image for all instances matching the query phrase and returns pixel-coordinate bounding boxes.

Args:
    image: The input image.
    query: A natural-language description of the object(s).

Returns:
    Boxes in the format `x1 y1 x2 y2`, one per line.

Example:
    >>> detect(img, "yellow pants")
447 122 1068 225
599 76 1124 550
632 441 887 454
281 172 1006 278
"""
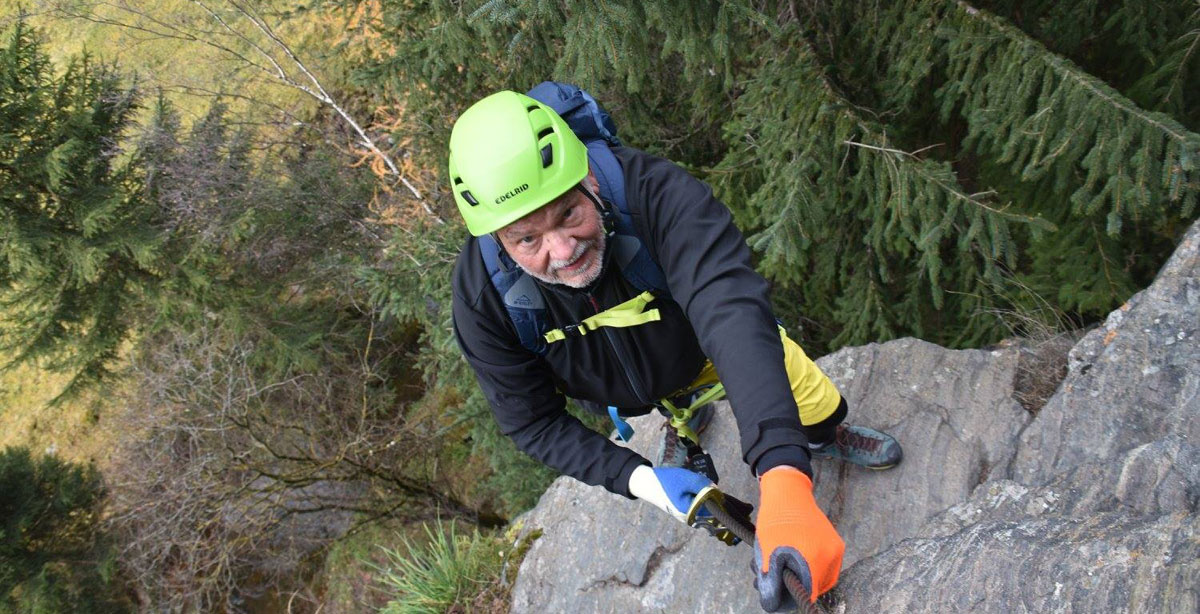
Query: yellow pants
682 328 841 426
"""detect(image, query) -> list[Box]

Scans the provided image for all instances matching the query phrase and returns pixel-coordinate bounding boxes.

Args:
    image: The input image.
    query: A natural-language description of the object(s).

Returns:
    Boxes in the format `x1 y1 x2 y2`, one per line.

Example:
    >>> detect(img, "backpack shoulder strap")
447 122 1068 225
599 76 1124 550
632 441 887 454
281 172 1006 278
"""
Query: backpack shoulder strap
479 235 550 355
584 140 669 296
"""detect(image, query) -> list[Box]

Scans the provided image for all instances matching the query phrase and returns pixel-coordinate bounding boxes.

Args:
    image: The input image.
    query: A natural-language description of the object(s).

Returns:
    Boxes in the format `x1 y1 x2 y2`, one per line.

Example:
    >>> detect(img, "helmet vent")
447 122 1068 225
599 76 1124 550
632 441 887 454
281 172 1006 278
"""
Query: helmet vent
537 127 554 140
461 190 479 206
540 144 553 168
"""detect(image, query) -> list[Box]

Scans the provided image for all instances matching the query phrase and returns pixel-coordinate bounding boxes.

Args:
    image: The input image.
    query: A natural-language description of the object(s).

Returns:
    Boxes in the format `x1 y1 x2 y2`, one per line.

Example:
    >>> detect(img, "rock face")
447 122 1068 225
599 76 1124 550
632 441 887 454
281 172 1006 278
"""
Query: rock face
811 338 1030 568
510 222 1199 614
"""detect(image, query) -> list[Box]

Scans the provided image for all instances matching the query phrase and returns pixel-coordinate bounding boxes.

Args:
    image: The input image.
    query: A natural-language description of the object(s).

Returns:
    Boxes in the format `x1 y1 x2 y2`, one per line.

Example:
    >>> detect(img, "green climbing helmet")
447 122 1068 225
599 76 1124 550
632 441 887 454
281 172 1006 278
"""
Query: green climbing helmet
448 91 589 236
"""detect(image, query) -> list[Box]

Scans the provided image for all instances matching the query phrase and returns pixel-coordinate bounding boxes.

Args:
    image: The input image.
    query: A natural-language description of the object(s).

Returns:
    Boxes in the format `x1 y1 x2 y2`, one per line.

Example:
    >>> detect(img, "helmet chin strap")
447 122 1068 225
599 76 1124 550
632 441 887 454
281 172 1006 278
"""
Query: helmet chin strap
575 182 616 237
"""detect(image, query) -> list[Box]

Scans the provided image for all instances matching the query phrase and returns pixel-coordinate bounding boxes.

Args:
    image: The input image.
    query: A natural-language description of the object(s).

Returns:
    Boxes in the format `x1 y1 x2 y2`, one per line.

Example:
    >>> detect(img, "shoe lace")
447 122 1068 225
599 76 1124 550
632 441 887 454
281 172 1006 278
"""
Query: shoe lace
836 426 882 453
661 421 682 457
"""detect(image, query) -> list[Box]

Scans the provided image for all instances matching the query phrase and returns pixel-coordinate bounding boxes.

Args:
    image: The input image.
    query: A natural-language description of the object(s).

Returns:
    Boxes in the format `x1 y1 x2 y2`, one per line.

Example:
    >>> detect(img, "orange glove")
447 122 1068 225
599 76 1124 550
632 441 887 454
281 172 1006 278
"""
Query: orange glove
754 466 844 610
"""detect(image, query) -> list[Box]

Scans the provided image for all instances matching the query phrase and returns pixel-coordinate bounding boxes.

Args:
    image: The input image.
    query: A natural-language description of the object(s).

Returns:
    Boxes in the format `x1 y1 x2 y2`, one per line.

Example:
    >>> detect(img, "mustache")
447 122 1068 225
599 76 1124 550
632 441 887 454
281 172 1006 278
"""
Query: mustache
548 240 594 274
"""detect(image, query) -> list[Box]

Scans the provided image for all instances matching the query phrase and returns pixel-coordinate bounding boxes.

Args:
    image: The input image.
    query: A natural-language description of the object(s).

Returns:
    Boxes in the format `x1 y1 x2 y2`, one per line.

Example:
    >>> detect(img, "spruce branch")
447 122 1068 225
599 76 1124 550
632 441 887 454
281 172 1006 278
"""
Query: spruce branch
944 1 1200 226
1161 24 1199 110
716 28 1031 341
843 139 1055 229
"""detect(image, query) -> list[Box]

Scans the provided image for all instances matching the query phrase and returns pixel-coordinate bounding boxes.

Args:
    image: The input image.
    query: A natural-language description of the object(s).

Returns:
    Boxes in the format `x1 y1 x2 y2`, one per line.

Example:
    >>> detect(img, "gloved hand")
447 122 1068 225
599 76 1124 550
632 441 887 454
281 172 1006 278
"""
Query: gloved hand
627 465 713 523
754 466 844 610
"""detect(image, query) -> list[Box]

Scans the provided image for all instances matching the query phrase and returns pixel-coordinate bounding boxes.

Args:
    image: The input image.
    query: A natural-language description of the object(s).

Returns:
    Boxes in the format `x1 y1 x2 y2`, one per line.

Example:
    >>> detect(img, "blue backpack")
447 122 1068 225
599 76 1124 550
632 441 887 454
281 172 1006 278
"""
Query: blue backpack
478 82 668 356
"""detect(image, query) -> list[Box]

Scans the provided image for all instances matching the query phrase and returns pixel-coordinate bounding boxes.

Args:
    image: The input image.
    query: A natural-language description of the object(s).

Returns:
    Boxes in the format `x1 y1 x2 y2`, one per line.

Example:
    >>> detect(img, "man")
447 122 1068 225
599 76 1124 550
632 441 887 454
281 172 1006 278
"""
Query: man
449 89 901 609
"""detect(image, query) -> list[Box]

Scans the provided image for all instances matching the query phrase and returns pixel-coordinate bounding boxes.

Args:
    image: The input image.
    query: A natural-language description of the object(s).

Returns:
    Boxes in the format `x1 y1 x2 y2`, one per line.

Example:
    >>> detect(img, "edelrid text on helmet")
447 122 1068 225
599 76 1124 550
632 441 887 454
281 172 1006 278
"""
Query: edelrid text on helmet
447 91 589 236
495 183 530 205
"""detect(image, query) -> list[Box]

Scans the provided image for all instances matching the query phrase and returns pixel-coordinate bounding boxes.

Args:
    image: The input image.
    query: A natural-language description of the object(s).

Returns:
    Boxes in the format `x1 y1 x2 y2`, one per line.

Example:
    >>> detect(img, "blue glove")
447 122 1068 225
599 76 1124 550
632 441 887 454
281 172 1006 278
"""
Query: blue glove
626 465 714 523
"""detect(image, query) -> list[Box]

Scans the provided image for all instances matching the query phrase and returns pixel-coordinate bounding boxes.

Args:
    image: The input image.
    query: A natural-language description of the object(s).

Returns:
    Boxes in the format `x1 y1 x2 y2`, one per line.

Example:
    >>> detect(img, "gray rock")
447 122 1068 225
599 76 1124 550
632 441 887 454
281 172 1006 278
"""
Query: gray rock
1013 223 1199 486
511 221 1200 614
837 222 1200 613
925 434 1198 537
838 512 1199 614
841 435 1200 612
813 338 1030 566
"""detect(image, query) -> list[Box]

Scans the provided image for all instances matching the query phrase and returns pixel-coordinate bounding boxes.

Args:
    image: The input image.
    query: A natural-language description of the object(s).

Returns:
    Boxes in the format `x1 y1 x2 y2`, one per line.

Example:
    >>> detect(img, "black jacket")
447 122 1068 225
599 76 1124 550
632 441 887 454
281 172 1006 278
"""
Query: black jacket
452 146 811 497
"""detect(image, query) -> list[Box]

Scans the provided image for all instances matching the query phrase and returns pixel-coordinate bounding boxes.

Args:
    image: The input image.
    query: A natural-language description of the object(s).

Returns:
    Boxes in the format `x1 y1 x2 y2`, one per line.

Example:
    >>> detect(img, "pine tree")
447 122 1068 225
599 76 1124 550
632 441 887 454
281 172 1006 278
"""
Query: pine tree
0 446 130 614
759 0 1200 346
0 20 160 399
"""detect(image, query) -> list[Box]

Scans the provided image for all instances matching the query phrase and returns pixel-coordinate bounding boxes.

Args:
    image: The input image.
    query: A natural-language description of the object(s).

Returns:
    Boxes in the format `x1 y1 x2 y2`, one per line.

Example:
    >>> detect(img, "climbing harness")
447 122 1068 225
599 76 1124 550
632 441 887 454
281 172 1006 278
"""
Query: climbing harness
664 383 725 484
610 381 728 483
660 383 726 444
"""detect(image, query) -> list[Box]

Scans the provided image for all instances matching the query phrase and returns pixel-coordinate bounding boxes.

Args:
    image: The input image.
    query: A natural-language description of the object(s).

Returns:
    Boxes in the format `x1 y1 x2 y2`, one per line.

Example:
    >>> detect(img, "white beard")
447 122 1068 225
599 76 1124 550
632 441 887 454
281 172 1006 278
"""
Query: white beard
521 235 607 288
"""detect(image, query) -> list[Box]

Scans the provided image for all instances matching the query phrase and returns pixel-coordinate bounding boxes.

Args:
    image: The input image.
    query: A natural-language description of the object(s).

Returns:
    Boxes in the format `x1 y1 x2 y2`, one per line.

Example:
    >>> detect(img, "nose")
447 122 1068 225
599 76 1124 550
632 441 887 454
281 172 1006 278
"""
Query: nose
545 229 577 262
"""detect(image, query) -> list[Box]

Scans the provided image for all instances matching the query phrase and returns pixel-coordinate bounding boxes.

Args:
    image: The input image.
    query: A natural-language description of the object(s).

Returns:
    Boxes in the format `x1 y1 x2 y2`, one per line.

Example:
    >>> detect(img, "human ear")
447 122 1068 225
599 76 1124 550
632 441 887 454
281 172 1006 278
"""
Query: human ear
584 168 600 195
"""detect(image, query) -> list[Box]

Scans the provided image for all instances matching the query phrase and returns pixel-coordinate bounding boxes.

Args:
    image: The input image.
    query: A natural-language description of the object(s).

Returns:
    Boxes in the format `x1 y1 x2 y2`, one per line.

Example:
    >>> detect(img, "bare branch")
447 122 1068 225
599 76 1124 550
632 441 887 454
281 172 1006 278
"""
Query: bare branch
46 0 444 223
221 0 438 218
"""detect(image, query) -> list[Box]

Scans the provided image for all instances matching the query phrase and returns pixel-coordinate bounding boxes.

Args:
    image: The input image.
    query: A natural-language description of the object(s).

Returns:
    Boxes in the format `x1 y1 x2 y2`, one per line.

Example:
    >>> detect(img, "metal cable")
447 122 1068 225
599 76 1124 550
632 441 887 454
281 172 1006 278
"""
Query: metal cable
707 494 820 614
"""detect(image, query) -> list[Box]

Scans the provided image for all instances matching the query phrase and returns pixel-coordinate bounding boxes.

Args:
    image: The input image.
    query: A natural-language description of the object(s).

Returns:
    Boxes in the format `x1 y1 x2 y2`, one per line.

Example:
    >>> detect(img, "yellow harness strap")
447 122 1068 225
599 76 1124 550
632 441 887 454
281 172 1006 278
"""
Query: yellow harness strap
661 383 727 443
543 291 661 344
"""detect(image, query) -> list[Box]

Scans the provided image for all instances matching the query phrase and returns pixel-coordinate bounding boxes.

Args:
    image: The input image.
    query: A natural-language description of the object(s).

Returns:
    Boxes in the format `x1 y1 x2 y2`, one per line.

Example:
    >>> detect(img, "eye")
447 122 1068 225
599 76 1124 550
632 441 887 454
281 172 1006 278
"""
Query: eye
562 206 576 219
518 235 535 245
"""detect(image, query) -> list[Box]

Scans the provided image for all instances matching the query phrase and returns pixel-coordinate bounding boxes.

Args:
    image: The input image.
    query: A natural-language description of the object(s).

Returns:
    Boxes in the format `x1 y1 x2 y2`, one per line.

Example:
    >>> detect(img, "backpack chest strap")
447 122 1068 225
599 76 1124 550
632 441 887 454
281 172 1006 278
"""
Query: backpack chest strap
543 291 660 344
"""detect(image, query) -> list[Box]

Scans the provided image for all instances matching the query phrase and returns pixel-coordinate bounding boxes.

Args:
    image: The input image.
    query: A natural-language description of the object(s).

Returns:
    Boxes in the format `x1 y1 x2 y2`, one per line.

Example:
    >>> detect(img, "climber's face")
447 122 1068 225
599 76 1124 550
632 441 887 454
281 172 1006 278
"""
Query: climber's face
497 171 606 289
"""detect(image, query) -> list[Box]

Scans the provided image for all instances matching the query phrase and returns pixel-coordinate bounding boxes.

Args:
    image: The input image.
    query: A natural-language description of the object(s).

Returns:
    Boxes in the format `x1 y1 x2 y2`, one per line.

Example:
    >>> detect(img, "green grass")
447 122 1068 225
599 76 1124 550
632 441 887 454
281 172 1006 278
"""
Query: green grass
367 520 538 614
0 357 118 467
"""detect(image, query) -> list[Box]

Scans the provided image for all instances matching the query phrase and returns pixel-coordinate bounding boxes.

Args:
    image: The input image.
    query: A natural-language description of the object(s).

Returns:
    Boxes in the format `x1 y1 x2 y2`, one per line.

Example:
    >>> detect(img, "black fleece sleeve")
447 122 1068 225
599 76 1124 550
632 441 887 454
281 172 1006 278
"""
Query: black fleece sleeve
623 149 812 476
452 284 649 497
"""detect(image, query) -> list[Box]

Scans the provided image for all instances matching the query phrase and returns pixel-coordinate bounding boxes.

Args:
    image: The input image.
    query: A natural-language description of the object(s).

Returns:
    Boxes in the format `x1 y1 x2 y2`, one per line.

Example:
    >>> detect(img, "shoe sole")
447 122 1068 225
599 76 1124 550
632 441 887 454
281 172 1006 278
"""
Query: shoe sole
814 460 901 470
811 454 902 470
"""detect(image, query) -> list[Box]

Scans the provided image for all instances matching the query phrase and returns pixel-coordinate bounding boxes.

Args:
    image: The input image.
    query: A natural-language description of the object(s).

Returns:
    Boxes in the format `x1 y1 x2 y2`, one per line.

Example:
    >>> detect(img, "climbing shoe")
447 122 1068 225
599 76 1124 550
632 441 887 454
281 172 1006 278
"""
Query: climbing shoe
809 424 903 470
655 403 715 468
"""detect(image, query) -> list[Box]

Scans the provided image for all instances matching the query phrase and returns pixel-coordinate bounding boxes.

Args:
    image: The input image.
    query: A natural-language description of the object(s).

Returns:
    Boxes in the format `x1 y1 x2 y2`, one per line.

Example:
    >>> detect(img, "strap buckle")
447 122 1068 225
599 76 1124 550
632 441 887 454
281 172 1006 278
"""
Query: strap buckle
560 323 587 339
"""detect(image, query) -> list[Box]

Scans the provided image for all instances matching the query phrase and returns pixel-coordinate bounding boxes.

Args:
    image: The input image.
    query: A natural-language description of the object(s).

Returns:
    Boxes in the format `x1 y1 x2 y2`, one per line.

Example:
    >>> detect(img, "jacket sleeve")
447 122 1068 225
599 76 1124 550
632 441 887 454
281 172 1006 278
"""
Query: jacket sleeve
628 151 812 476
452 287 649 497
